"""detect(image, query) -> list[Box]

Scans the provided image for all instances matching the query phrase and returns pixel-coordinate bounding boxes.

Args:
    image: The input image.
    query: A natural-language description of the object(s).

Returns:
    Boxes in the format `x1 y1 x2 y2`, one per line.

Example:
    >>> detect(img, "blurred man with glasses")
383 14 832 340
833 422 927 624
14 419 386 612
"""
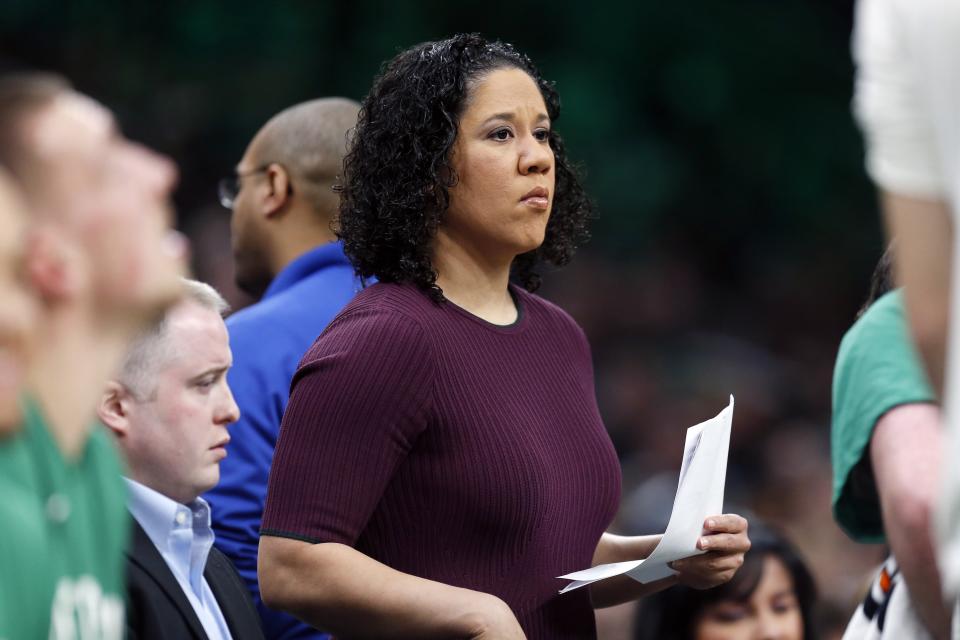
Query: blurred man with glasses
206 97 361 639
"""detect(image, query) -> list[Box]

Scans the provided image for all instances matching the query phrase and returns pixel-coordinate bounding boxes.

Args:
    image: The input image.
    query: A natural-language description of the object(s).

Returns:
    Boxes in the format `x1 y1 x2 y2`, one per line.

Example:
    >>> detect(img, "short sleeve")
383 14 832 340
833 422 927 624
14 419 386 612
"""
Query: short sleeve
831 290 936 542
261 306 434 545
852 0 960 199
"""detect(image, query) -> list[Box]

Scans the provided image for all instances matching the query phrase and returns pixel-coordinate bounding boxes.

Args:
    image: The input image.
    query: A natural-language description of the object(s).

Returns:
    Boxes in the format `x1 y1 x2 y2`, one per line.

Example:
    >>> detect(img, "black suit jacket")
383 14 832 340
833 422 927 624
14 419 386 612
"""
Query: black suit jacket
126 519 265 640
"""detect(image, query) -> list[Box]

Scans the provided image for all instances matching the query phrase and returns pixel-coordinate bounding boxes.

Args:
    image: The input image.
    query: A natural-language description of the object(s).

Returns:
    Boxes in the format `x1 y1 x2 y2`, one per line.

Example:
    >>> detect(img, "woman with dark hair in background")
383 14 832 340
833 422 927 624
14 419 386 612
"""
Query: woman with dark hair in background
257 34 750 639
633 523 816 640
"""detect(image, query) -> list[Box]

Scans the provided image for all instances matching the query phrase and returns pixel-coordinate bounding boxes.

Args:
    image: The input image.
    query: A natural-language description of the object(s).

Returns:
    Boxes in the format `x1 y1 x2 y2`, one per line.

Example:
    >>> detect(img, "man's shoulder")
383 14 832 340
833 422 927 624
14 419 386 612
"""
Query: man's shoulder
229 266 358 336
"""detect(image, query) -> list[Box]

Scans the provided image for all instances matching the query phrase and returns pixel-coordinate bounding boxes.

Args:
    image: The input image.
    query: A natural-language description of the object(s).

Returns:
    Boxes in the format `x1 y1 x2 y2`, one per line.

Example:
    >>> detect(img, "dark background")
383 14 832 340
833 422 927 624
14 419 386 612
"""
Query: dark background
1 1 884 636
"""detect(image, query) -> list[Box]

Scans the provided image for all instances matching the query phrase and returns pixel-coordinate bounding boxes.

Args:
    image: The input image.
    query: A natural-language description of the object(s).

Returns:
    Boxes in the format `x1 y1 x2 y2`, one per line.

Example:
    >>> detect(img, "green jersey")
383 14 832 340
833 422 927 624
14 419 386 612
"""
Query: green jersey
0 397 128 639
831 290 936 543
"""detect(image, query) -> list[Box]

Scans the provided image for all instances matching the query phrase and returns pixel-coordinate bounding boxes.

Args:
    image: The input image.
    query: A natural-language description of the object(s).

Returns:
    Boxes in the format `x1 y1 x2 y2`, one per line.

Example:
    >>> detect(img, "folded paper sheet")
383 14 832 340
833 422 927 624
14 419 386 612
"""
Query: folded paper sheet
558 395 734 594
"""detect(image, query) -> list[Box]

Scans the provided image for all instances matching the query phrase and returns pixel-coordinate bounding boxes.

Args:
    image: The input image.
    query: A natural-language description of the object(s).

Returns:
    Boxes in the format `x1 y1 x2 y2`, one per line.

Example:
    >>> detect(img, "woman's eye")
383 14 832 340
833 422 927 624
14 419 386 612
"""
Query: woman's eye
490 128 512 141
708 605 749 623
534 129 550 141
771 596 798 614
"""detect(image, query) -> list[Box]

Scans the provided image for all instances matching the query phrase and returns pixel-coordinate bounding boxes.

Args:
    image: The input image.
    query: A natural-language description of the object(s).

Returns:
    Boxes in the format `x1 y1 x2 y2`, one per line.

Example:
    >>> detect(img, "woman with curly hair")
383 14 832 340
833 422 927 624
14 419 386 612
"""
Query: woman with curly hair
258 34 750 639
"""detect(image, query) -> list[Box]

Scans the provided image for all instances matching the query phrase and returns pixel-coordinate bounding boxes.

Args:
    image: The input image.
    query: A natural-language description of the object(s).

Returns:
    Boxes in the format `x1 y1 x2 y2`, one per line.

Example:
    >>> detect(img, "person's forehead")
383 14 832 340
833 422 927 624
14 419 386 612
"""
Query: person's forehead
164 302 230 358
30 91 116 159
167 302 225 336
751 555 792 597
237 129 267 173
465 68 546 116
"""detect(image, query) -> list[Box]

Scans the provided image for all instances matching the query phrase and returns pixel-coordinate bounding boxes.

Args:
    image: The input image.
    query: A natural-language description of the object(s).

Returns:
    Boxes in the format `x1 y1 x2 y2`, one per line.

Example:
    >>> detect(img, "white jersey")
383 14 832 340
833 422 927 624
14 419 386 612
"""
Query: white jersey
843 557 931 640
853 0 960 601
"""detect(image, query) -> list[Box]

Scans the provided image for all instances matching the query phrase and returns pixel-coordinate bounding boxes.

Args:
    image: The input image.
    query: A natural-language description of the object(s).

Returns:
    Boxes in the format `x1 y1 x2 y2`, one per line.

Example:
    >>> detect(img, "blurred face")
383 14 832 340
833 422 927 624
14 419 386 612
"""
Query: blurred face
121 301 239 503
229 144 273 297
694 556 804 640
0 175 38 434
27 91 187 318
439 67 555 265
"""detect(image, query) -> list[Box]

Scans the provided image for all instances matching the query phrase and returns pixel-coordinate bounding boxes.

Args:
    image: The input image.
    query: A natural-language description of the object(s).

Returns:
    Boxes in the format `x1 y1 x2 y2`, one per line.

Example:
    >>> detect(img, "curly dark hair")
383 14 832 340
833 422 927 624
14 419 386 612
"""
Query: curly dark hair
337 33 593 301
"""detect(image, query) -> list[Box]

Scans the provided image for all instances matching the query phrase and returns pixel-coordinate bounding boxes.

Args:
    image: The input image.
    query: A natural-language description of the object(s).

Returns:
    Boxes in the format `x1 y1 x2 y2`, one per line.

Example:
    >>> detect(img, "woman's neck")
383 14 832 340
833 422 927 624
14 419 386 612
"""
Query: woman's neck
432 234 517 325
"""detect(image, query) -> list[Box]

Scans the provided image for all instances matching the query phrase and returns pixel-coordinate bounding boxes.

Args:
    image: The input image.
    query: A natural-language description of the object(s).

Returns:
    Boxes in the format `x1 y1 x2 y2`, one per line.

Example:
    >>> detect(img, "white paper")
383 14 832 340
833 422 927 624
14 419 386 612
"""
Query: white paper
557 395 733 594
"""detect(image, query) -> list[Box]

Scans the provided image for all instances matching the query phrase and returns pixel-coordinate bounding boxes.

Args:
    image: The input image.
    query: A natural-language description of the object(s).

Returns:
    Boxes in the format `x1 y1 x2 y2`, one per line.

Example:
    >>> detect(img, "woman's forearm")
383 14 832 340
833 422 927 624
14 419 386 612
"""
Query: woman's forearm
258 536 524 639
588 533 675 607
591 532 661 566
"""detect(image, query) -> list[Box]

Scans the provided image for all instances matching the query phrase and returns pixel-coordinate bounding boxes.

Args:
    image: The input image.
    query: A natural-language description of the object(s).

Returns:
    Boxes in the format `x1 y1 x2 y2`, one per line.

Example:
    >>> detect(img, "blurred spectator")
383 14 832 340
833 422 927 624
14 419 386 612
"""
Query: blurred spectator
0 170 36 435
633 522 816 640
0 72 186 638
851 0 960 598
0 168 40 632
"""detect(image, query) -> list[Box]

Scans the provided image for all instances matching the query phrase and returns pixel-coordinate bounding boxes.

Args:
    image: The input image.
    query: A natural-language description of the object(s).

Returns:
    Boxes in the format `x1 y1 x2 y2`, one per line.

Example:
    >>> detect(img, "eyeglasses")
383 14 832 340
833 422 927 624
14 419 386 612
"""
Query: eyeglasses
217 165 270 210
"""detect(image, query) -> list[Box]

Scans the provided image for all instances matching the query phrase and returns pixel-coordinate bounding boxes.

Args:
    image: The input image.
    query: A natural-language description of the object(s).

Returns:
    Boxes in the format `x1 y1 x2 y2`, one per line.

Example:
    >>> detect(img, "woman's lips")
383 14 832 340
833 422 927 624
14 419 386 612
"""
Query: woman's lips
521 196 550 210
521 186 550 210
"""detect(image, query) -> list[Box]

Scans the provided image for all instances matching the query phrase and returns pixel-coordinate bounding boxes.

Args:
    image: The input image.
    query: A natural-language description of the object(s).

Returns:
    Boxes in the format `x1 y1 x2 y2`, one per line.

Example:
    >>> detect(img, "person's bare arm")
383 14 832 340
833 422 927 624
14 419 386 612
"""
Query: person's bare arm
588 515 749 609
882 191 953 394
871 403 950 640
588 533 676 608
258 537 525 639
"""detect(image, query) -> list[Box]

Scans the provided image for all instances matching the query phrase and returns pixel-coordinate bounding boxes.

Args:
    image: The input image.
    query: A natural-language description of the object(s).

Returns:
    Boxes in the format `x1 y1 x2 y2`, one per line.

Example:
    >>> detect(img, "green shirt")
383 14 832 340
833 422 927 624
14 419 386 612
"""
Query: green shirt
0 397 128 640
831 290 936 543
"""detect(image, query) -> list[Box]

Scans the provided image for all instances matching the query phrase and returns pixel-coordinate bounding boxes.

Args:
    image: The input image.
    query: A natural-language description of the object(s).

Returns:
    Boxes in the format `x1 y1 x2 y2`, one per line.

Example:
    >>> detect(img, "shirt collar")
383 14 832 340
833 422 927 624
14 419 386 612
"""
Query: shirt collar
263 241 351 300
124 479 211 552
125 479 218 601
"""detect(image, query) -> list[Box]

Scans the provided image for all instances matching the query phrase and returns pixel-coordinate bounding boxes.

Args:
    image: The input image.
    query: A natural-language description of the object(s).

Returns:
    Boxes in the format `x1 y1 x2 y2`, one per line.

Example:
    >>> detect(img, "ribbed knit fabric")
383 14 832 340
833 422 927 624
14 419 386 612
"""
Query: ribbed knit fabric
262 282 622 638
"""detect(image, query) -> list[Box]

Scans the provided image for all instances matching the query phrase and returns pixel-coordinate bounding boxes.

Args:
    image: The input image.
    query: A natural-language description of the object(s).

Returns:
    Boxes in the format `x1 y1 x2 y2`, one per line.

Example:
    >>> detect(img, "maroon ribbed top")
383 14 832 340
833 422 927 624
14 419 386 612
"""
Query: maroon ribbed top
262 282 622 638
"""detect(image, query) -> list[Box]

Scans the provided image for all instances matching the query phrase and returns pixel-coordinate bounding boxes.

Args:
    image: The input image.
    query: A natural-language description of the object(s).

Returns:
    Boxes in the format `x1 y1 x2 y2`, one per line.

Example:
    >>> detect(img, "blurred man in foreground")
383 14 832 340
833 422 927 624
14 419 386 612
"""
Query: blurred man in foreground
206 97 360 639
0 168 41 631
853 1 960 621
0 170 36 435
98 279 264 640
0 72 187 638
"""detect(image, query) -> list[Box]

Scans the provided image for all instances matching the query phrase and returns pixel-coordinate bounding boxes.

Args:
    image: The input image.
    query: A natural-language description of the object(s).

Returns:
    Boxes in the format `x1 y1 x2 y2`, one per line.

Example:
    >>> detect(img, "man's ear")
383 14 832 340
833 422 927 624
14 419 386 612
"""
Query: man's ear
98 381 134 438
262 163 292 218
24 226 83 303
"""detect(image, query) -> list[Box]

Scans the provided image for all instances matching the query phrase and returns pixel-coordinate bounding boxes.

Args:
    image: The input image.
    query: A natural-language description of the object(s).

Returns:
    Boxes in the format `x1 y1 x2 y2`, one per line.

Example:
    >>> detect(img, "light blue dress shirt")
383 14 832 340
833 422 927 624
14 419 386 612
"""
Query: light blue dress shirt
126 479 233 640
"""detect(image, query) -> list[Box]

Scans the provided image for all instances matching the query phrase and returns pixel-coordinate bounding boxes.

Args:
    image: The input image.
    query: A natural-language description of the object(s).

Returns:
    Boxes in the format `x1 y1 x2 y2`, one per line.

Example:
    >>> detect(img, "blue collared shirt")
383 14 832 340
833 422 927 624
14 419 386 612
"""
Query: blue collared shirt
126 479 233 640
205 242 362 640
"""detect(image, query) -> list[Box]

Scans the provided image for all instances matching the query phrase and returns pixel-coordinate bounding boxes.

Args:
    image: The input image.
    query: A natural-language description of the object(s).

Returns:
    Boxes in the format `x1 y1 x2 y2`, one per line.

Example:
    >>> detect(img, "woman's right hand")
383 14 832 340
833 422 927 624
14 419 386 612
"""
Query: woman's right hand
467 595 527 639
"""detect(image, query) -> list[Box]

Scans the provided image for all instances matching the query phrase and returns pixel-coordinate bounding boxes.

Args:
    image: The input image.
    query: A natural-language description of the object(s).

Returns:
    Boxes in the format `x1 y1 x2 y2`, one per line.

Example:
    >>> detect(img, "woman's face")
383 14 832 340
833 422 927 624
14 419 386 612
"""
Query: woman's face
438 67 555 266
693 556 804 640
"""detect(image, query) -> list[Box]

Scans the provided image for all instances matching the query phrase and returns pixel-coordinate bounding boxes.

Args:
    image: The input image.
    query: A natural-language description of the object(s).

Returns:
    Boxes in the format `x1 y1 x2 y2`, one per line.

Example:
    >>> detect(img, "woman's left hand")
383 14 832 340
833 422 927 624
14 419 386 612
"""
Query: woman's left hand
669 514 750 590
